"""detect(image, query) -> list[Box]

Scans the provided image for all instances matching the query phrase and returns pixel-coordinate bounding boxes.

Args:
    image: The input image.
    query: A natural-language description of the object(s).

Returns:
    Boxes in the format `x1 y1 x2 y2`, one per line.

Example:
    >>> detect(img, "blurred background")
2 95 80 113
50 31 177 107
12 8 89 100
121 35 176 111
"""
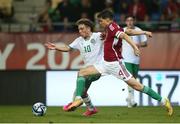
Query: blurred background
0 0 179 32
0 0 180 106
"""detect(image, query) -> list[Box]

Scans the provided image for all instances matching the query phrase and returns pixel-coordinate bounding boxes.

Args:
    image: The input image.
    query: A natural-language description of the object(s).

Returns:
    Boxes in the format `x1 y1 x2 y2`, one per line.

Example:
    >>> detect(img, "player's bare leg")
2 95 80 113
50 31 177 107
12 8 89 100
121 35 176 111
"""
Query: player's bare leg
79 65 100 77
126 77 173 116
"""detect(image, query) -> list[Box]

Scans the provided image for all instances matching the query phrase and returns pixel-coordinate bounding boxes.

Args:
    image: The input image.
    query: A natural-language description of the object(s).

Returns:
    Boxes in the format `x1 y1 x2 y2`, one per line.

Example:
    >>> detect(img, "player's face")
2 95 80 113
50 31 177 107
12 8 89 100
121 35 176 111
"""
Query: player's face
78 24 90 38
98 18 108 28
125 17 134 28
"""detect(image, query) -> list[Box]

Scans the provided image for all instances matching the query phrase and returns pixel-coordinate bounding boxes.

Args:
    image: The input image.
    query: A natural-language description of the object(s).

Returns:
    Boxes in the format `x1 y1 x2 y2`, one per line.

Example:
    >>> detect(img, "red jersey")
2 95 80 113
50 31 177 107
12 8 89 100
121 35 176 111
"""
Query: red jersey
104 22 124 62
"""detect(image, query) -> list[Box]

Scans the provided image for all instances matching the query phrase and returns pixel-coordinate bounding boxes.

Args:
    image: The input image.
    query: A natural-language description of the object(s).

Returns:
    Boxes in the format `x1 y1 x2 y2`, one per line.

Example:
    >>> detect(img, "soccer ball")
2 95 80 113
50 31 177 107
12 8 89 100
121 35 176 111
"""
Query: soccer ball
32 102 47 116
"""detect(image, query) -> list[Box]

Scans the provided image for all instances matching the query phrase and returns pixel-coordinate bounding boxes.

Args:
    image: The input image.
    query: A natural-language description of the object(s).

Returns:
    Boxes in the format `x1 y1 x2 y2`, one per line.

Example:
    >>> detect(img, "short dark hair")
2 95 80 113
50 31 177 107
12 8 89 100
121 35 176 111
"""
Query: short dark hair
125 15 136 20
97 9 114 20
76 18 94 31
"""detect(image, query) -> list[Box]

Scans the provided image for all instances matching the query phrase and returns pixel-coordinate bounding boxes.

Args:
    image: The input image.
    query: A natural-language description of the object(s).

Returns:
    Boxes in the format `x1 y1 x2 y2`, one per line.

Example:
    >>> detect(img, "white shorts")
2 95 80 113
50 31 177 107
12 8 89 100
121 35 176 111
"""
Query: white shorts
94 60 132 81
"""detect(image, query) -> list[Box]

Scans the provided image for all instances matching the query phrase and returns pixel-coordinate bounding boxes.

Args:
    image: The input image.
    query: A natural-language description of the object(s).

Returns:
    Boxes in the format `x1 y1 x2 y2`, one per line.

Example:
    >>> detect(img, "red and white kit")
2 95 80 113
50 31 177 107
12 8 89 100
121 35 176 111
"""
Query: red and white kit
94 22 132 81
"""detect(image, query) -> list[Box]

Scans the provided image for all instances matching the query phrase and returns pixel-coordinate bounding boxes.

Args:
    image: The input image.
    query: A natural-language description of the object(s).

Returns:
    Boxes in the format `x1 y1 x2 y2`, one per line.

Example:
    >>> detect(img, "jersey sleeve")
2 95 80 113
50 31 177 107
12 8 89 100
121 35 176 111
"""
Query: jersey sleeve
108 23 124 39
140 34 147 43
69 38 80 50
136 28 147 43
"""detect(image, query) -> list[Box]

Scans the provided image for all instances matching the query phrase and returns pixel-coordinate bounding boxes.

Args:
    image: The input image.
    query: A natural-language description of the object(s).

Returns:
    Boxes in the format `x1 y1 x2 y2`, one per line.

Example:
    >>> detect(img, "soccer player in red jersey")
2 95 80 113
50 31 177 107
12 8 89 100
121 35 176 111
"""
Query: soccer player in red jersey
70 9 173 116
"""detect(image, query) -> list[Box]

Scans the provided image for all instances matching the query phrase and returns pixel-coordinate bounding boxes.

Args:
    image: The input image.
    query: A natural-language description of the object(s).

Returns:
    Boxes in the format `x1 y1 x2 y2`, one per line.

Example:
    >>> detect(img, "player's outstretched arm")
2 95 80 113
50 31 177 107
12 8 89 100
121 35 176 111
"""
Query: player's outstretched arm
44 42 71 52
125 29 152 37
120 33 140 56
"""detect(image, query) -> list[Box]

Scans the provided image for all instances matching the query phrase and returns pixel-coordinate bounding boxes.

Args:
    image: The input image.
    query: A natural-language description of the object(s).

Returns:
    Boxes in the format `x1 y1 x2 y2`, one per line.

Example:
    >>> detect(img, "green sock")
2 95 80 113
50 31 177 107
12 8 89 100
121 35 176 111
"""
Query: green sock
142 86 162 101
76 76 86 97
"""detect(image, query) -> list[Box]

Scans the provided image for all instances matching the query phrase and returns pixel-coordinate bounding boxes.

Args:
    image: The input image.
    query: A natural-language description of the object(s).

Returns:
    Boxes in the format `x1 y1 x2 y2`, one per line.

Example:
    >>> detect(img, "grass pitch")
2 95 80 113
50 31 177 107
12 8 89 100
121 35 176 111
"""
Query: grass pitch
0 106 179 123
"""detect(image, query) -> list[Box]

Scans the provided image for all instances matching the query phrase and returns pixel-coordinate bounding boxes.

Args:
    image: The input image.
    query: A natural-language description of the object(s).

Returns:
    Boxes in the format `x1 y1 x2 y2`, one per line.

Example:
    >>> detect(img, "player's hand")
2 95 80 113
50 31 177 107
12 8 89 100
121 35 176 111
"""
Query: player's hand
134 47 140 56
145 31 152 37
44 42 56 50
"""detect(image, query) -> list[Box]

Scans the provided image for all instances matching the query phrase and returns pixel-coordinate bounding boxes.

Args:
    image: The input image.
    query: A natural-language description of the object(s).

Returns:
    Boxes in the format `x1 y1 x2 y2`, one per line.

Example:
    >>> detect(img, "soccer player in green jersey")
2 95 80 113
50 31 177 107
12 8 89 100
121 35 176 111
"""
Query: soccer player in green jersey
45 18 102 116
